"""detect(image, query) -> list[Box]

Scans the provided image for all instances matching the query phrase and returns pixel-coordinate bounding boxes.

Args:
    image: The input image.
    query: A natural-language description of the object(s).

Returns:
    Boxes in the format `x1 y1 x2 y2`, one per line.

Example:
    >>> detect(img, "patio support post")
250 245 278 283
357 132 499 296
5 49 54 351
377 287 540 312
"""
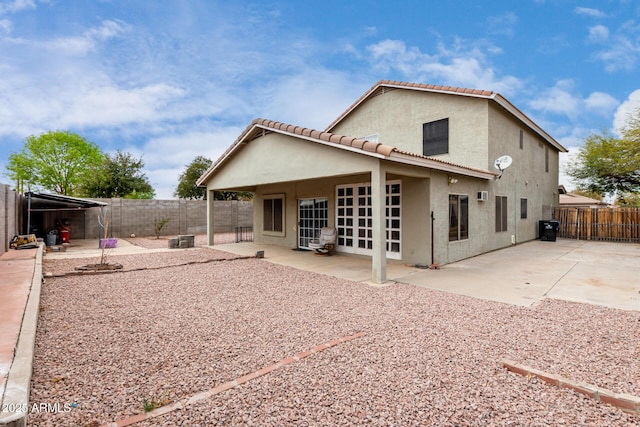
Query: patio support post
371 162 387 283
207 189 215 246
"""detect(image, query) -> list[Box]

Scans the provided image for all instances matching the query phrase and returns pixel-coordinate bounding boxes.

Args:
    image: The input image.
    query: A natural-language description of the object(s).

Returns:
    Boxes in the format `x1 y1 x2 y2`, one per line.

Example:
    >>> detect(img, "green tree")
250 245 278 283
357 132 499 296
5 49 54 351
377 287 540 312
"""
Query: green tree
6 130 103 195
566 124 640 198
81 150 155 199
212 190 253 201
617 192 640 207
570 188 604 201
175 156 253 201
174 156 212 200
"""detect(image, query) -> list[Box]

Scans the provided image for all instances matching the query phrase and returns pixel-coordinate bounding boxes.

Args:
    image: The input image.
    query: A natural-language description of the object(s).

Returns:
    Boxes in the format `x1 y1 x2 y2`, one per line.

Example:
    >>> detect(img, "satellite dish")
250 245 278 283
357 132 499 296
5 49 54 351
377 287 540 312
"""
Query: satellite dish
494 155 512 179
494 155 513 171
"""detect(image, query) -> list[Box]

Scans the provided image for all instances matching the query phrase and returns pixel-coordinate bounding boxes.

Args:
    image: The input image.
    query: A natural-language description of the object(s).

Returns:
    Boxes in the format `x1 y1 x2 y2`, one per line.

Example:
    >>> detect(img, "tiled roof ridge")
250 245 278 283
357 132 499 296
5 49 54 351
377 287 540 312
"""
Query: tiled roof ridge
325 80 496 132
251 118 396 157
377 80 495 97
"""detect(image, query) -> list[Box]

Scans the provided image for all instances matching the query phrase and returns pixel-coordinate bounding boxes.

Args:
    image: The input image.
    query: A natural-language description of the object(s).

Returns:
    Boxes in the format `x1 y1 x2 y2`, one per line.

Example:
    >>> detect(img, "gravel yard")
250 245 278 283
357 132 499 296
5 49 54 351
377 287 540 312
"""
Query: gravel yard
30 243 640 426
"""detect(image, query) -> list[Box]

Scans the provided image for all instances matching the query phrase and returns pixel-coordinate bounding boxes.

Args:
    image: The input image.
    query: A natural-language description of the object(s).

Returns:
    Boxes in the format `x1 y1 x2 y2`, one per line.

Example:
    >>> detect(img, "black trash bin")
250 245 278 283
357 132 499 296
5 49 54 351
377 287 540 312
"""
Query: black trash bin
539 220 560 241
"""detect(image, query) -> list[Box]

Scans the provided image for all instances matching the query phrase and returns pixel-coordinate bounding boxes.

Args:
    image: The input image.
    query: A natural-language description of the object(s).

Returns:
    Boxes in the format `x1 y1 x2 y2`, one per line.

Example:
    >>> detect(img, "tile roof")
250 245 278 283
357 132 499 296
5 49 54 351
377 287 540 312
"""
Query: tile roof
196 118 497 186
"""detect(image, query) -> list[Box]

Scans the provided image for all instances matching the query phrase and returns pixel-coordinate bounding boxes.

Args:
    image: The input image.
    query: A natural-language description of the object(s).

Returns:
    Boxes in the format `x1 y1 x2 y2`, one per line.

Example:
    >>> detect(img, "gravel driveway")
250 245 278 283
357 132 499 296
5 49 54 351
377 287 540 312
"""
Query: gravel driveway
30 242 640 426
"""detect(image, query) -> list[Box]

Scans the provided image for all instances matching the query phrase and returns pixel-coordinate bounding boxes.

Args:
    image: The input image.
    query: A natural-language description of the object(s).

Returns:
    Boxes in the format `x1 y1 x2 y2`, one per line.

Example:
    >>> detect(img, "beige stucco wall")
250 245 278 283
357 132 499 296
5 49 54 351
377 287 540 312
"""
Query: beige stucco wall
329 89 490 170
487 103 559 235
206 132 377 191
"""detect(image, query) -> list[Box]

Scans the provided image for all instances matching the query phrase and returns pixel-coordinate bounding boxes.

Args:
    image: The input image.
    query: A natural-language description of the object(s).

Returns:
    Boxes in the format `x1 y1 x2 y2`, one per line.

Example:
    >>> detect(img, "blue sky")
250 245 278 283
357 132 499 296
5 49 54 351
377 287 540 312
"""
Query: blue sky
1 0 639 199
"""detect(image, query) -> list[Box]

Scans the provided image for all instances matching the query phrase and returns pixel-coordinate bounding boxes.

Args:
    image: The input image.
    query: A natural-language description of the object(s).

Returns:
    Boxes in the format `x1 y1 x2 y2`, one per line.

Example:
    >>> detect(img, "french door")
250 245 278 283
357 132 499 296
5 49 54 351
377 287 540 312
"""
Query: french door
298 198 328 249
336 181 401 259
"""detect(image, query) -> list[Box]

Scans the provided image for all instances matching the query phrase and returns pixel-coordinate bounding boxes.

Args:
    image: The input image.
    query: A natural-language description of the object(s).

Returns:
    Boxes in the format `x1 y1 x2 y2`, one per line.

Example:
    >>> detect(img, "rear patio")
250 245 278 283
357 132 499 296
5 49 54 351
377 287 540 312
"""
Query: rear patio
213 238 640 311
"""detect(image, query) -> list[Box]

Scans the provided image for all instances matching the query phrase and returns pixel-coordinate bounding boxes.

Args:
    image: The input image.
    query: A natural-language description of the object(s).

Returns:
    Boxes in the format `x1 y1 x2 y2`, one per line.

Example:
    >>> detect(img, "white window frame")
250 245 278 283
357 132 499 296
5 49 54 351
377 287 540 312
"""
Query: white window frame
336 180 401 260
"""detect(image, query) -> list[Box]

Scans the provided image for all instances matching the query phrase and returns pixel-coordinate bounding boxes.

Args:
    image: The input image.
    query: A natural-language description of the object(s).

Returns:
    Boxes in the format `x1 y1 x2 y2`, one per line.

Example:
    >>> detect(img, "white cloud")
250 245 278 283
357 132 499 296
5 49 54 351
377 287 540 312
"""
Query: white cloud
588 25 609 42
44 20 129 55
584 91 619 114
260 70 367 130
528 80 580 118
486 12 518 37
0 0 35 15
590 21 640 72
613 89 640 134
63 83 186 127
364 38 523 95
529 80 619 120
575 7 606 18
0 18 11 34
134 128 245 199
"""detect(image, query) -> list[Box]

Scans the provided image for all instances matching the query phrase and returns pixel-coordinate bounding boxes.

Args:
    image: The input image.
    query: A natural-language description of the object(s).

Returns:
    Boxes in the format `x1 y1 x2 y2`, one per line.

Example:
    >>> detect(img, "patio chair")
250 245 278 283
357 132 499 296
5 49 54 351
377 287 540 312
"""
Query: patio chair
308 227 337 255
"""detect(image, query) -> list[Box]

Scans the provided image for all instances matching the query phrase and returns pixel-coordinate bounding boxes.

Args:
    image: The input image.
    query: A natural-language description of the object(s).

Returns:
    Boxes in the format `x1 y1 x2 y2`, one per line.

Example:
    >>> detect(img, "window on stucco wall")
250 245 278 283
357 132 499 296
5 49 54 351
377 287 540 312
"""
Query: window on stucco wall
495 196 508 232
449 194 469 241
423 118 449 156
545 146 549 172
263 195 284 235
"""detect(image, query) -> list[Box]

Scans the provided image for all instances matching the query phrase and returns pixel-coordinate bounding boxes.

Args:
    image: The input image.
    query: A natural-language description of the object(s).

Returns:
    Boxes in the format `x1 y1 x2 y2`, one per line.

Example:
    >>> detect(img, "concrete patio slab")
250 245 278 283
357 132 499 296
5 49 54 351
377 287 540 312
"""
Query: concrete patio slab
214 238 640 311
43 238 171 259
212 242 422 284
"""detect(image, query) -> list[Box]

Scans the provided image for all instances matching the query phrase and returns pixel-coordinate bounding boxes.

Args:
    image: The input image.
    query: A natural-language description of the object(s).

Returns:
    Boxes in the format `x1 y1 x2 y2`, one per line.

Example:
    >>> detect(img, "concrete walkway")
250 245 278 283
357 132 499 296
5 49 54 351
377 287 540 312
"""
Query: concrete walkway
0 246 42 427
214 238 640 311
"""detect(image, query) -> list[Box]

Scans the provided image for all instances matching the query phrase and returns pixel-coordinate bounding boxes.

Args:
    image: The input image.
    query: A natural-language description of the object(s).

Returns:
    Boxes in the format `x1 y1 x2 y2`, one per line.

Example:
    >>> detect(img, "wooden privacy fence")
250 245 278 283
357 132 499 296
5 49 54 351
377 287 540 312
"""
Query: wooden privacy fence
555 207 640 242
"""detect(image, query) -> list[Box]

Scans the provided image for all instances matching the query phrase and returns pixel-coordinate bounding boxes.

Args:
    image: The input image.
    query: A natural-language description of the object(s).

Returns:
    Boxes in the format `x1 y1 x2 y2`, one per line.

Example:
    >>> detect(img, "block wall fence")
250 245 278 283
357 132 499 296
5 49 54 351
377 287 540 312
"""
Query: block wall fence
0 190 253 255
0 183 21 254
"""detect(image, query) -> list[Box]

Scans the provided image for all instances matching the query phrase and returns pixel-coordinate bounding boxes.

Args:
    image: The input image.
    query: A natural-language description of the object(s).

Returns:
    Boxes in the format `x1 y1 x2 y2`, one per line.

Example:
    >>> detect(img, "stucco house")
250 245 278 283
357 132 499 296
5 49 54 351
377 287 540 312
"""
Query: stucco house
197 80 567 283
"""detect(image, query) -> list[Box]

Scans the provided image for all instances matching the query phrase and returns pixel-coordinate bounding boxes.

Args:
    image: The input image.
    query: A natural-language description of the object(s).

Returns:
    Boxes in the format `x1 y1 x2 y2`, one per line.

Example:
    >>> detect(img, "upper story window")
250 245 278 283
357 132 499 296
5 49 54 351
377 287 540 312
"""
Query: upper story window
545 146 549 172
519 130 524 149
423 118 449 156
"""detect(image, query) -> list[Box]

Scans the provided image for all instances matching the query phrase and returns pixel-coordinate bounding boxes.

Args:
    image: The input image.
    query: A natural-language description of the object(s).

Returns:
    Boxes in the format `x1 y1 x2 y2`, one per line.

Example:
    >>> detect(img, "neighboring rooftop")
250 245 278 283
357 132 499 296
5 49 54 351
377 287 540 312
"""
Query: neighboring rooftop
558 186 611 208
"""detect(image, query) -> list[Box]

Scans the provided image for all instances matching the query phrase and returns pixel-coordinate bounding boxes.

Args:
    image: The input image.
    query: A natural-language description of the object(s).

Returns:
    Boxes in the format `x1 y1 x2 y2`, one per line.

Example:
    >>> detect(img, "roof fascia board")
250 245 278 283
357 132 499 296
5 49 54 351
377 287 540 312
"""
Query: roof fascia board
388 152 497 180
27 192 108 207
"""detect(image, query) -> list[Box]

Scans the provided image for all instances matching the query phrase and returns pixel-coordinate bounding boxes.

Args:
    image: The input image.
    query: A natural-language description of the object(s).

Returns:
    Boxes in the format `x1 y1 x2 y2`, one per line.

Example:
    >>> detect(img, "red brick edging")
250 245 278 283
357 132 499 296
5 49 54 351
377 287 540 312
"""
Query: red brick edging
502 359 640 415
100 332 366 427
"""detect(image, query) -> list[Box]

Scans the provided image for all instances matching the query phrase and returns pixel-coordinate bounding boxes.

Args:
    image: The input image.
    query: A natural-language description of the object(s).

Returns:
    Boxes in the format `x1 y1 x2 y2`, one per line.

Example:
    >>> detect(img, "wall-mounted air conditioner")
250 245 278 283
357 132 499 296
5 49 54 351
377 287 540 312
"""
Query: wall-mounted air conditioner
477 191 488 201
